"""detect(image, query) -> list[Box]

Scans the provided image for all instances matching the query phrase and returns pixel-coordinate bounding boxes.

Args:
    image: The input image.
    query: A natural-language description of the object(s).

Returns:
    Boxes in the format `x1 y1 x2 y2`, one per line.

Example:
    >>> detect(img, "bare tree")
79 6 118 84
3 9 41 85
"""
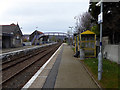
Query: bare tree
77 12 93 33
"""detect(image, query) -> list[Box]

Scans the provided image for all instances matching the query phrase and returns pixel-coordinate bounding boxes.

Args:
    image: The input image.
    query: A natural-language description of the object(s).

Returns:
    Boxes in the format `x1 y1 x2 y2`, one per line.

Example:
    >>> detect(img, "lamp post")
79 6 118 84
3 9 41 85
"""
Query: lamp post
69 26 73 35
67 30 70 45
74 16 80 57
96 0 103 80
74 16 79 32
69 26 73 45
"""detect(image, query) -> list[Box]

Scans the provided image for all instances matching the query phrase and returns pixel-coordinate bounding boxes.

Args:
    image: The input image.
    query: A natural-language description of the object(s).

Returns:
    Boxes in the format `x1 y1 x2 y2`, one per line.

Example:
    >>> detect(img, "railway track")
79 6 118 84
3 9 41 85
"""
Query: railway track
1 43 61 89
1 46 51 71
2 45 48 64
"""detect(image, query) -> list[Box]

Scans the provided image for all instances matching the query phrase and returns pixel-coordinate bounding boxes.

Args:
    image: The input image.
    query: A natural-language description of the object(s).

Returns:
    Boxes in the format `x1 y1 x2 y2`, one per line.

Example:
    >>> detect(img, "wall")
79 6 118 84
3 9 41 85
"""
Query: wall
0 36 2 49
15 39 22 47
2 36 11 48
103 36 109 45
23 42 32 46
0 26 2 49
103 45 120 64
13 37 22 47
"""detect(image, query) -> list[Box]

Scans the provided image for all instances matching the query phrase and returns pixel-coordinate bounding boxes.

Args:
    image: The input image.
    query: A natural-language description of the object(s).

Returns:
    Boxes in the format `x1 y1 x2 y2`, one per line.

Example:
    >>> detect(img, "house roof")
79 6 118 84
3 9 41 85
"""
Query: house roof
30 30 43 36
1 23 23 35
36 30 43 34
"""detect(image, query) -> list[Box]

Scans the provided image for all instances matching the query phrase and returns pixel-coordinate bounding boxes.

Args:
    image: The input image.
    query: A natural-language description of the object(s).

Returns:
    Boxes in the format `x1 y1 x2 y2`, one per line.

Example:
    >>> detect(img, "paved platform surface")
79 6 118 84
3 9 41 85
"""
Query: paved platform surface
2 46 36 53
54 43 98 88
28 43 98 88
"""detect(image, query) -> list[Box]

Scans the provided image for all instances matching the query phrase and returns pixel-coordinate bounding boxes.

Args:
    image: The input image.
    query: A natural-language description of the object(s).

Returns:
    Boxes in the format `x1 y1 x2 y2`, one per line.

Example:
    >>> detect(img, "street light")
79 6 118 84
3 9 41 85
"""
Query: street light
69 26 74 45
69 26 74 36
96 0 102 6
74 16 79 30
96 0 103 80
67 30 70 45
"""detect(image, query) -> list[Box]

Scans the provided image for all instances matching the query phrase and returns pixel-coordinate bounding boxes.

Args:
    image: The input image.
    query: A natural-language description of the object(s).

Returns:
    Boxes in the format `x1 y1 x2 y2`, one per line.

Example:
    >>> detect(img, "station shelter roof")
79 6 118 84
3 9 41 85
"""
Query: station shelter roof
81 30 95 35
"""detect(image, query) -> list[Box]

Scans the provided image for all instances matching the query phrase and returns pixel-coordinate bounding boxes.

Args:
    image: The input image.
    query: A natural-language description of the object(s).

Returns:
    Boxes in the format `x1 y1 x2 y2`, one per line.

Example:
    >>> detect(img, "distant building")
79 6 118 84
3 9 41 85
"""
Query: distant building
30 30 43 41
1 23 23 48
0 27 2 49
30 30 43 45
22 34 30 42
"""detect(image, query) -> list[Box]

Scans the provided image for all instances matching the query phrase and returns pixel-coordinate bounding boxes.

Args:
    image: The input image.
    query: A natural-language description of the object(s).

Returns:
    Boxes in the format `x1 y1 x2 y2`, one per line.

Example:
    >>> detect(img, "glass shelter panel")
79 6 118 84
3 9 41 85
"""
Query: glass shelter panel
80 33 96 57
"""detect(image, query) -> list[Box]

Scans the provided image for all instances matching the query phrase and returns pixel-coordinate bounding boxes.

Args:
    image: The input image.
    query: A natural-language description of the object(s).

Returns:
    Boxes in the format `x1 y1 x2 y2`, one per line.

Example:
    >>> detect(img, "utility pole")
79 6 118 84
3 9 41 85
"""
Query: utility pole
69 26 73 45
96 0 103 80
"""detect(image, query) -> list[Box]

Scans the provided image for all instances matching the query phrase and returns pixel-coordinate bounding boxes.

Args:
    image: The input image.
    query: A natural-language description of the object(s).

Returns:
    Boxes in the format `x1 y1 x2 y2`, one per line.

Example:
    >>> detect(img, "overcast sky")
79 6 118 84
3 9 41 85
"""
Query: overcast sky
0 0 89 34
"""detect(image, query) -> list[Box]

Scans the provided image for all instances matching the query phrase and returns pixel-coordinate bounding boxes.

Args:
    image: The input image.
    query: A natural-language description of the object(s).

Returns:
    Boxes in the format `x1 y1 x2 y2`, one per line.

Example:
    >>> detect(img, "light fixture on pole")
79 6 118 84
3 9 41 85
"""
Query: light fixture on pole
69 26 74 36
96 0 102 6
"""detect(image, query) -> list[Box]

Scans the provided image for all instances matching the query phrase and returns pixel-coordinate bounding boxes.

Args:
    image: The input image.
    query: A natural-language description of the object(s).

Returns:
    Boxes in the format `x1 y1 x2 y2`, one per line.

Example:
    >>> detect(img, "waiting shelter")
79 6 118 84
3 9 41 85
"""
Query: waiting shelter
80 30 96 58
74 33 80 57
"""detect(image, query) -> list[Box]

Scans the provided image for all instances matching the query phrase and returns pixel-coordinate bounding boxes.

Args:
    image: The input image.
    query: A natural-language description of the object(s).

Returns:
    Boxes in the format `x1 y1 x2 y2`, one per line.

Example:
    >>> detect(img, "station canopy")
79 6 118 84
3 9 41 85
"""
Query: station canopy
81 30 95 35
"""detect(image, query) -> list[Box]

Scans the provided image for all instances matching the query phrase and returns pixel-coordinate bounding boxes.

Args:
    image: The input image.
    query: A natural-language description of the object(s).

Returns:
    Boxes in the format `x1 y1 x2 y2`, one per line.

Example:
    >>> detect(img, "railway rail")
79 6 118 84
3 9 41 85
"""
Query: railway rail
1 43 61 89
1 46 49 71
1 45 48 64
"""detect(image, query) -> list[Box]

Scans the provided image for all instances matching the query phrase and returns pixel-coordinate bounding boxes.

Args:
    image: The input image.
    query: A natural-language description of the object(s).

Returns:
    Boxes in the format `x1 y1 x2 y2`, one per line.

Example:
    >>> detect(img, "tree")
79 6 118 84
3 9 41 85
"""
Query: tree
89 1 120 44
77 12 94 33
91 24 99 36
50 36 56 42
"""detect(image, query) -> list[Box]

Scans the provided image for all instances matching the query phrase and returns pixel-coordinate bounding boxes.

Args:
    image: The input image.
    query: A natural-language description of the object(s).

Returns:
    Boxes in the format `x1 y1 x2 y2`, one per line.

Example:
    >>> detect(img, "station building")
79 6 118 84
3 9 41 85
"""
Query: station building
1 23 23 48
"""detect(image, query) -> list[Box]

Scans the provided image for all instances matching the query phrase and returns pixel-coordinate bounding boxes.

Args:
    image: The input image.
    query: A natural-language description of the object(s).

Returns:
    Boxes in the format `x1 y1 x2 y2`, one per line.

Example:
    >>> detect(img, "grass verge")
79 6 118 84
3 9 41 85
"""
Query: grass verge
83 58 119 88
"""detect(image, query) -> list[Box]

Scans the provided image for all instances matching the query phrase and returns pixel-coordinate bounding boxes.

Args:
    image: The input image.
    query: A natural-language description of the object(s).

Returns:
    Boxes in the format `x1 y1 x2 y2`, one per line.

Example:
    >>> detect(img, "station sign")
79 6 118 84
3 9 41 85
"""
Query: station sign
98 12 103 24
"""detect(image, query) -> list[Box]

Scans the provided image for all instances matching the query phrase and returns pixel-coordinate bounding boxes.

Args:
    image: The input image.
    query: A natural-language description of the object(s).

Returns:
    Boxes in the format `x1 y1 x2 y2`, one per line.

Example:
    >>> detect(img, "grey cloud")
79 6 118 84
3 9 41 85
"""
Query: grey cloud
1 1 89 34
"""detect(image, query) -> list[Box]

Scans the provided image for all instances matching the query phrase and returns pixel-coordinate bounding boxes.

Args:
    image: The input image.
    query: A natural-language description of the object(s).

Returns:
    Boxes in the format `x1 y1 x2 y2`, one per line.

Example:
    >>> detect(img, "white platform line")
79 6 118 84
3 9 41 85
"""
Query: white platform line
21 43 63 90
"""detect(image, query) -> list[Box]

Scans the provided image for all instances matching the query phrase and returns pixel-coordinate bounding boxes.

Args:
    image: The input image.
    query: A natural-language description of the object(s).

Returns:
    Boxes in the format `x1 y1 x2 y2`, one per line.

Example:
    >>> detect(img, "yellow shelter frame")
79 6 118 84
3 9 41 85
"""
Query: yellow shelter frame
77 34 80 52
80 30 96 57
74 34 80 53
74 35 76 53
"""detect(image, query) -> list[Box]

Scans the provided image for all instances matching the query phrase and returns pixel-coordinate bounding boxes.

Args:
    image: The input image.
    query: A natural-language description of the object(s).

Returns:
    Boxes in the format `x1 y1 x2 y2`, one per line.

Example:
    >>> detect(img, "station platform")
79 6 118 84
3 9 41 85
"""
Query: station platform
23 43 98 89
2 45 37 53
